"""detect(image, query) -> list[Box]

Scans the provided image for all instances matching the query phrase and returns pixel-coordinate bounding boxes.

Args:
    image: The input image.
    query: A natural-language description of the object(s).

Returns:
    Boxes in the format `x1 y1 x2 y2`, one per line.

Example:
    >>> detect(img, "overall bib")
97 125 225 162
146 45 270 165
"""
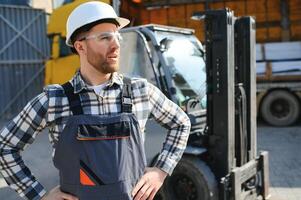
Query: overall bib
53 78 147 200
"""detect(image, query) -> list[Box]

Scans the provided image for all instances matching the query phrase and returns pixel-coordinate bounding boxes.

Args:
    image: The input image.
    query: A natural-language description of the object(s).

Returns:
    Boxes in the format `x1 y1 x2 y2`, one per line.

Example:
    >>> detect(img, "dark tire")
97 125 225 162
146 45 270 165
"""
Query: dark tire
157 156 218 200
260 90 300 126
154 188 168 200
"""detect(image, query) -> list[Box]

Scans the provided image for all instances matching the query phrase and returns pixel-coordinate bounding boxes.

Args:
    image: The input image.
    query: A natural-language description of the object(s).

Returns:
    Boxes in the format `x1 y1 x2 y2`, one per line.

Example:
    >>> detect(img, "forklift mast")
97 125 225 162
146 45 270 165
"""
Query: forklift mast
234 16 257 164
205 9 236 179
202 9 270 200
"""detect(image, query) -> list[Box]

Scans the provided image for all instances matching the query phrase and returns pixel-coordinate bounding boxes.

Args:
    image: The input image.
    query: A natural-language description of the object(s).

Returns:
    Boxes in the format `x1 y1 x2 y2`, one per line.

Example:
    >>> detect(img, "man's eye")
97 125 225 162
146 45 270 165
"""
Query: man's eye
97 35 111 41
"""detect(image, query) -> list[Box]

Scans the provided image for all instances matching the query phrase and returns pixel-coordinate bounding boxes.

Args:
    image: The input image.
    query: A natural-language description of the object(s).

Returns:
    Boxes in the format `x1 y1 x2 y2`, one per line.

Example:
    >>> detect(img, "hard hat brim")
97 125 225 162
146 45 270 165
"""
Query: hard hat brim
116 17 130 29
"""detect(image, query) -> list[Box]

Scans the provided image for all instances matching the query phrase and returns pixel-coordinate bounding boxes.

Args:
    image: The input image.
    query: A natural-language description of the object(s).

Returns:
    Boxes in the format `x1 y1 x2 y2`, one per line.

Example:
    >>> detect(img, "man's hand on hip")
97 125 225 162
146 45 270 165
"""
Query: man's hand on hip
132 167 168 200
41 185 78 200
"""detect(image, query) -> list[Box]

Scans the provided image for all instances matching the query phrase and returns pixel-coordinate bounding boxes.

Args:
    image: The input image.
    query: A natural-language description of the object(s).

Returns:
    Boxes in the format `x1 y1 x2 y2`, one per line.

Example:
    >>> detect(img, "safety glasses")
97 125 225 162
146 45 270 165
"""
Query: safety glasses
79 31 122 43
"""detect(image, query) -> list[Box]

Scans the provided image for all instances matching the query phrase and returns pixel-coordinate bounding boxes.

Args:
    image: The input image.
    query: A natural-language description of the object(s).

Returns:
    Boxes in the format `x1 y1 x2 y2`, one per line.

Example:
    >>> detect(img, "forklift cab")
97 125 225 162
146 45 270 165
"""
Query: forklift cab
119 24 208 161
119 25 207 109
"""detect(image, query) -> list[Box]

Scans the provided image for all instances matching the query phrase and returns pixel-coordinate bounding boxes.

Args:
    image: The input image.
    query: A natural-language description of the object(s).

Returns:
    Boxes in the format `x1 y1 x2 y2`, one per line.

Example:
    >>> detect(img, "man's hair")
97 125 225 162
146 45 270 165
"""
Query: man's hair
70 18 120 54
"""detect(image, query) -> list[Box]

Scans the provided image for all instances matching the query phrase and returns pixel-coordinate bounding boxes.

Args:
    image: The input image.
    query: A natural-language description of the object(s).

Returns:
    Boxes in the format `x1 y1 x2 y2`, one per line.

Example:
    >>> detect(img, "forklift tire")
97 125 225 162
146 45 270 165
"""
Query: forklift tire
157 156 218 200
261 90 300 126
154 188 168 200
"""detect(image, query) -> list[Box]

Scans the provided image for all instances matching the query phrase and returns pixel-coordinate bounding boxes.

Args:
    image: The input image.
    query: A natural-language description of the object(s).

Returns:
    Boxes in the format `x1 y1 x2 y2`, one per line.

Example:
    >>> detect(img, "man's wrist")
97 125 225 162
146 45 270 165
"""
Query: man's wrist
153 159 173 176
154 167 168 178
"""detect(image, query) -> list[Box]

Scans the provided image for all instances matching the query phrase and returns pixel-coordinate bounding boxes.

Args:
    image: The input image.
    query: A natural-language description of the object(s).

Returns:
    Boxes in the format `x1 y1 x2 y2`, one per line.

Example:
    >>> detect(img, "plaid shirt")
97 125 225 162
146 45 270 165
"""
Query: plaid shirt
0 71 191 200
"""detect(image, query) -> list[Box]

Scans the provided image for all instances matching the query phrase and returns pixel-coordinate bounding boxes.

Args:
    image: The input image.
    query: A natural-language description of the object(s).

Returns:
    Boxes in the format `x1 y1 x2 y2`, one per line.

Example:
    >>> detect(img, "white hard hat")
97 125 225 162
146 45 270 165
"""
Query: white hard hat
66 1 130 47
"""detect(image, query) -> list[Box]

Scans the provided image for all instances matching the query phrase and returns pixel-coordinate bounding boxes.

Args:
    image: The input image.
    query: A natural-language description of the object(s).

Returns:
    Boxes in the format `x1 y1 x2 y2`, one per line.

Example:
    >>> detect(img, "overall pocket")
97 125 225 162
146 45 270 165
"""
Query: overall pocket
77 120 132 186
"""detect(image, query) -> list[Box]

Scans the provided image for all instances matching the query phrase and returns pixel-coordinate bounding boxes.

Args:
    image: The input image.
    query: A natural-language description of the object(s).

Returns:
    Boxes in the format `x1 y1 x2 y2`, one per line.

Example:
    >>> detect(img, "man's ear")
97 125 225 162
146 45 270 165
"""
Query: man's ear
74 41 86 54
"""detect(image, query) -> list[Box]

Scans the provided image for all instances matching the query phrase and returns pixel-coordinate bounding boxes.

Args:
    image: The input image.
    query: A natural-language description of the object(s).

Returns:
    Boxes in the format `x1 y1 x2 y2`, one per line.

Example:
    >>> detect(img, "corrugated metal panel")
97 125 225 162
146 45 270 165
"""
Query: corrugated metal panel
0 5 49 119
0 64 44 119
0 5 49 61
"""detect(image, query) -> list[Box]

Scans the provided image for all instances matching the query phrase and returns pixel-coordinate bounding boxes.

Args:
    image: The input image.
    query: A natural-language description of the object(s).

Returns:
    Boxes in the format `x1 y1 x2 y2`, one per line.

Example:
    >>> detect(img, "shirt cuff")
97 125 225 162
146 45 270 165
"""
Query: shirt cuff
153 154 178 176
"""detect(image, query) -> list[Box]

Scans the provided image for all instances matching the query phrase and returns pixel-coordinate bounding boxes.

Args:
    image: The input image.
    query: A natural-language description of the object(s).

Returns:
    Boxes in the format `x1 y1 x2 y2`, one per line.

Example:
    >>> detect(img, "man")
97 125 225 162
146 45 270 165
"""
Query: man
0 1 191 200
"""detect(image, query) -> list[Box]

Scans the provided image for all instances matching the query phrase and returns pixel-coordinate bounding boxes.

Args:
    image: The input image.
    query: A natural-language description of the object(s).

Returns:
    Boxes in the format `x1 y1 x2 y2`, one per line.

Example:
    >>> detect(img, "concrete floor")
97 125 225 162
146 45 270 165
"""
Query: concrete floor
257 125 301 200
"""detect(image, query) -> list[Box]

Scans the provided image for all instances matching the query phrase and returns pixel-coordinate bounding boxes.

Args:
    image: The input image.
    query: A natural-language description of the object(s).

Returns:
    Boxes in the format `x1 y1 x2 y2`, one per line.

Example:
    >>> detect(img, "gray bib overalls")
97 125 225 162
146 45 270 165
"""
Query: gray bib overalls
53 77 147 200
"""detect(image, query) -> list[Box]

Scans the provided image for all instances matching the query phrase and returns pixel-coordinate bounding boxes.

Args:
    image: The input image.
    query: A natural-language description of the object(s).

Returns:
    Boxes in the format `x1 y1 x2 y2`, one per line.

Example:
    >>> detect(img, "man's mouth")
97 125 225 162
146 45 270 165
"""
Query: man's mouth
107 54 118 62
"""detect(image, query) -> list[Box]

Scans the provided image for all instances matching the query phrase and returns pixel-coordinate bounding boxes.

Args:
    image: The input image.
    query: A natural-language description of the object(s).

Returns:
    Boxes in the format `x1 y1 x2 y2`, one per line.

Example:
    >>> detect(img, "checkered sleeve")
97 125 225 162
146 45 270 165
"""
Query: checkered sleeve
147 82 191 175
0 92 49 200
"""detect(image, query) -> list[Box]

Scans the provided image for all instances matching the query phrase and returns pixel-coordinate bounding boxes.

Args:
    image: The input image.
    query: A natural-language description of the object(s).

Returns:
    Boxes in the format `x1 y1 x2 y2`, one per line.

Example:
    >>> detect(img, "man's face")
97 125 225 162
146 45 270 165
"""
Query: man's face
80 23 120 74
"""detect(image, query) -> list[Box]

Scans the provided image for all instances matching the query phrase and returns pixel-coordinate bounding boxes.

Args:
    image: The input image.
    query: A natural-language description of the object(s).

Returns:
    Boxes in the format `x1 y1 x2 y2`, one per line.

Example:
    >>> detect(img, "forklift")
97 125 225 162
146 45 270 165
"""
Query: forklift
117 9 270 200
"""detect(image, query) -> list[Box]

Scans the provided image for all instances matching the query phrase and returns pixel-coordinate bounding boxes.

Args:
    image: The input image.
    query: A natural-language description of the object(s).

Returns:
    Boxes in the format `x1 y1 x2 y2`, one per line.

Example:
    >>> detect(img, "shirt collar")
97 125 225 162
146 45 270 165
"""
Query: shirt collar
71 71 124 93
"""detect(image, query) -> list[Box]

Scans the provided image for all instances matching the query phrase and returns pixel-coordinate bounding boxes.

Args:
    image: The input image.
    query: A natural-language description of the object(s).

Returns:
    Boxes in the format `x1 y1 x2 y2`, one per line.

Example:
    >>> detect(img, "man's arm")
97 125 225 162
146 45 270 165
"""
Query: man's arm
0 92 49 200
147 82 191 175
132 81 191 200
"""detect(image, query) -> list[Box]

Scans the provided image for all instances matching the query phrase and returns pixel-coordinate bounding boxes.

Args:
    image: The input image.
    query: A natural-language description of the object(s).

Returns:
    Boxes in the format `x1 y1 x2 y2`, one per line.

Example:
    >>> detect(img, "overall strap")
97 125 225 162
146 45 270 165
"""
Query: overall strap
62 82 83 115
122 77 132 113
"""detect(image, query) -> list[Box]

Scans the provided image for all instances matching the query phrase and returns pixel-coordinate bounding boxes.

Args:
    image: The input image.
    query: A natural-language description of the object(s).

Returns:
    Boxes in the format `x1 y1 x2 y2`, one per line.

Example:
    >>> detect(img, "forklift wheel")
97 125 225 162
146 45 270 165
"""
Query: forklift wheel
158 156 218 200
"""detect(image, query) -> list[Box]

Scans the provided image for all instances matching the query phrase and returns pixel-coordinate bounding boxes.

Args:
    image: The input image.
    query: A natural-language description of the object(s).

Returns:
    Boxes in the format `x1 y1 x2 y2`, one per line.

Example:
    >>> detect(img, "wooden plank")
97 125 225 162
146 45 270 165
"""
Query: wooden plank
246 0 279 24
289 0 301 40
140 8 150 24
256 21 281 28
268 26 282 41
289 0 301 14
258 74 301 82
150 7 168 25
246 0 257 16
256 28 268 42
289 13 301 21
267 0 281 21
257 25 282 42
254 0 267 22
186 21 205 42
167 5 186 27
225 1 246 16
291 25 301 40
186 3 205 20
289 0 301 23
209 2 225 10
186 3 205 42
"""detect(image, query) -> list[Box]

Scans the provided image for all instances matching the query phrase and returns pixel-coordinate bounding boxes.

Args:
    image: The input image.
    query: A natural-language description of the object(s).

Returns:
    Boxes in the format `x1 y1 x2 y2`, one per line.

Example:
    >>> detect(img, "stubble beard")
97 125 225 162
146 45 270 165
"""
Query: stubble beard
97 60 119 74
87 51 119 74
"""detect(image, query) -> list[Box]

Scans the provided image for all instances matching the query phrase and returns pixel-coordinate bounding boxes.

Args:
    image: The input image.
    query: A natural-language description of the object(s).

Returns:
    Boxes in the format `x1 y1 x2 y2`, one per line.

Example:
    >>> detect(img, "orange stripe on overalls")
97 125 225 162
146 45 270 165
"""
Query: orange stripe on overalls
80 169 96 186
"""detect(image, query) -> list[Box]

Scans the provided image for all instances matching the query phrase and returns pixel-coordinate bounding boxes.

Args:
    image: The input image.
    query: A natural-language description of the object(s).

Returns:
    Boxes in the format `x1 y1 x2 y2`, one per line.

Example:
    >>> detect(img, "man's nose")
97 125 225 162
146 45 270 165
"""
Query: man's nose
111 37 120 49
